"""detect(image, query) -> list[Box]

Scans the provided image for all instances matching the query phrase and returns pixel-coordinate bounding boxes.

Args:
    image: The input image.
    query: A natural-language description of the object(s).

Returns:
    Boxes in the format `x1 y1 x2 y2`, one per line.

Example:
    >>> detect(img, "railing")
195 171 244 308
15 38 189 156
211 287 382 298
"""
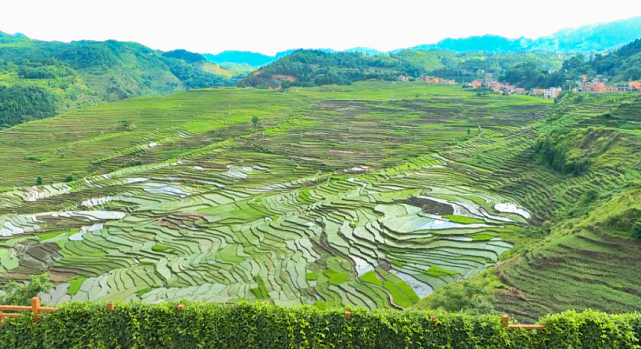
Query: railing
1 298 545 331
0 297 55 322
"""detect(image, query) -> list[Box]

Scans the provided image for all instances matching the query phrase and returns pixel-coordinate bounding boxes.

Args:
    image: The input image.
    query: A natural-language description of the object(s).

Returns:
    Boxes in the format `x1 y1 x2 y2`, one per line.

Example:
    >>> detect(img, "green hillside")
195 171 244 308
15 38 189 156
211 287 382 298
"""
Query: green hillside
0 80 640 322
0 32 246 128
239 49 563 88
501 38 641 89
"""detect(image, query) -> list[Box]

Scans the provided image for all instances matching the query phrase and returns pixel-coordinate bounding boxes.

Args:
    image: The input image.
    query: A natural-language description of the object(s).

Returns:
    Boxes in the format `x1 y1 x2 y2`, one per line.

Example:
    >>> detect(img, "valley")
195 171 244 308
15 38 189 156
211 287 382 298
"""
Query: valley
2 81 639 321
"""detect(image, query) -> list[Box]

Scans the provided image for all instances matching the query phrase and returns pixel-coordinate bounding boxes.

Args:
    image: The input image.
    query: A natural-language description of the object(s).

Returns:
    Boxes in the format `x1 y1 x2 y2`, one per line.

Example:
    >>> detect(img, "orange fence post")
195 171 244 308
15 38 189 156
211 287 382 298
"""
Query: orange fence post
107 302 115 311
345 311 351 320
177 304 185 311
501 314 509 328
430 315 437 325
31 297 40 322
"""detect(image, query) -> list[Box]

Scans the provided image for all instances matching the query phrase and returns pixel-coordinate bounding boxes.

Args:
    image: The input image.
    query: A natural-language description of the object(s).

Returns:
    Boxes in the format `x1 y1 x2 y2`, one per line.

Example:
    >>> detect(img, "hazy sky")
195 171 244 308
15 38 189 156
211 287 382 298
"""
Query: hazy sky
2 0 641 55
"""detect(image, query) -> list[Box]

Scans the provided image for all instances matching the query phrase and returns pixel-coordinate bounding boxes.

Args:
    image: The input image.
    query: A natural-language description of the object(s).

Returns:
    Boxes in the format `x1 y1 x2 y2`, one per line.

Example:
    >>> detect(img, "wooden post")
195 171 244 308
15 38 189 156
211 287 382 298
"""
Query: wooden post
501 314 509 328
177 304 185 311
31 297 40 322
430 315 437 325
107 302 115 311
344 311 351 320
0 309 4 322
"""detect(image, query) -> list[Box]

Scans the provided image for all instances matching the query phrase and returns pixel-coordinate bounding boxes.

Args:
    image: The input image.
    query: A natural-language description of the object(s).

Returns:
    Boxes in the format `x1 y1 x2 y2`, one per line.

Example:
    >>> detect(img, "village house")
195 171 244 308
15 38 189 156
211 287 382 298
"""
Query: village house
543 87 562 99
466 80 482 88
423 76 456 84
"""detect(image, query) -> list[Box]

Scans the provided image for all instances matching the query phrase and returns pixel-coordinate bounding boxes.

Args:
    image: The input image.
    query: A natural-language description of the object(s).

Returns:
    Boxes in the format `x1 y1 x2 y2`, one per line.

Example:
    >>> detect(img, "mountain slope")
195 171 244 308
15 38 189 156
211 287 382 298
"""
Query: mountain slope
203 51 276 67
500 37 641 89
238 49 563 88
0 34 246 128
411 16 641 53
205 16 641 67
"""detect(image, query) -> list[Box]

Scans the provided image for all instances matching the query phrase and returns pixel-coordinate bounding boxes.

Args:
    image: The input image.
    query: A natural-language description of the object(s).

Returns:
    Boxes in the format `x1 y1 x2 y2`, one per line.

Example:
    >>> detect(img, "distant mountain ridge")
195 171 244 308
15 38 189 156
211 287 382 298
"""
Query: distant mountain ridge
205 16 641 66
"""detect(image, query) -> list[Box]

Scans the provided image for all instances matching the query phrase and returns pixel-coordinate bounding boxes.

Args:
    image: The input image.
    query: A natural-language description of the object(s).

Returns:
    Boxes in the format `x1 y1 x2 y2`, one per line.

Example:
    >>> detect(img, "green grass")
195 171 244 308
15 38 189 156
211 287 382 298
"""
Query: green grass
359 271 383 286
67 276 87 296
38 230 69 241
250 275 269 299
442 215 486 224
151 245 175 253
324 269 349 286
424 266 459 277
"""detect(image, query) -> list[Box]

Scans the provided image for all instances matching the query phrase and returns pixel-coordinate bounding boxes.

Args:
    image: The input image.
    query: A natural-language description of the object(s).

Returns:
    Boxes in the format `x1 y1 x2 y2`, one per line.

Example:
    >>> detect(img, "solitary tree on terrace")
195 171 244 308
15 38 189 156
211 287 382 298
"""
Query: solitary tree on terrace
633 219 641 240
252 115 259 128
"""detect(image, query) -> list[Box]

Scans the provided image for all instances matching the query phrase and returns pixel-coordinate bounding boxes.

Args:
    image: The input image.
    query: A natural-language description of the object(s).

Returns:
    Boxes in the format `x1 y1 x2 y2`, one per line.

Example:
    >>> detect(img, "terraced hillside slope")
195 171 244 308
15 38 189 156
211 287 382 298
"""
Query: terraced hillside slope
1 82 640 320
0 82 549 309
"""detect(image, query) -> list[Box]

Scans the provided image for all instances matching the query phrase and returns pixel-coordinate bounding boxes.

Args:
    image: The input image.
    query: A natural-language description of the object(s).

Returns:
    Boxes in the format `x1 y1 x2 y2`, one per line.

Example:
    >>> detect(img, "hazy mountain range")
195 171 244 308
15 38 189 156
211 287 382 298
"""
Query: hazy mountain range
205 16 641 66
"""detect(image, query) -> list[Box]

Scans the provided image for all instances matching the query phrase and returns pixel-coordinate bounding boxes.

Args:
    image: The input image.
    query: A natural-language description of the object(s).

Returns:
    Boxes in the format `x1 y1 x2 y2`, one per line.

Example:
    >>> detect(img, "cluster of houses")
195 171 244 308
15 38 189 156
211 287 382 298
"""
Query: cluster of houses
398 71 641 98
464 73 641 98
423 76 456 84
577 75 641 93
397 75 457 84
465 77 563 99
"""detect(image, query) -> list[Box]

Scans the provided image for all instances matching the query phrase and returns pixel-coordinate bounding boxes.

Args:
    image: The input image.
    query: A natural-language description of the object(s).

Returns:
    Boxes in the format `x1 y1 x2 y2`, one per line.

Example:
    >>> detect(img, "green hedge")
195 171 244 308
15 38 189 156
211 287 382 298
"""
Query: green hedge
0 302 639 349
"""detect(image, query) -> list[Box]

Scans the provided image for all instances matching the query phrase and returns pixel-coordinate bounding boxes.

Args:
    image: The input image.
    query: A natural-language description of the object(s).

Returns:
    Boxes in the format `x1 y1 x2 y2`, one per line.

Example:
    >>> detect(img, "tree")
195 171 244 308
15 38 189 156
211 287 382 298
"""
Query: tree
633 219 641 240
467 128 471 135
0 273 52 306
36 176 43 185
251 115 259 128
416 281 496 314
64 174 73 182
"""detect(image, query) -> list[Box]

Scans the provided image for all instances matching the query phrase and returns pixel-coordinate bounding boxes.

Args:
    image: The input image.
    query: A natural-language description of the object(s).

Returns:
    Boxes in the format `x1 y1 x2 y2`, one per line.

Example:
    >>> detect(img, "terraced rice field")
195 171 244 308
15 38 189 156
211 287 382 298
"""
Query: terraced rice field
0 81 556 308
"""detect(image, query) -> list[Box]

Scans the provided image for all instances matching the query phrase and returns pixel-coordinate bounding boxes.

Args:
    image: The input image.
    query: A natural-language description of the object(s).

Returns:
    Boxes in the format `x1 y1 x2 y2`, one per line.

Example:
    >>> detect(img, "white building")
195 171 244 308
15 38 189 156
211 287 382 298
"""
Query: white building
543 87 562 99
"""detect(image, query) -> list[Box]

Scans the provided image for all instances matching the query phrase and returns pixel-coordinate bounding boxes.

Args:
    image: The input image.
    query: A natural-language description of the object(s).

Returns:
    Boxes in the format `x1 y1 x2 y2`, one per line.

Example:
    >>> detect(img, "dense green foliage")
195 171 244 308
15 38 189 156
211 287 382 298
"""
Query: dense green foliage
0 33 246 128
501 38 641 88
239 50 563 88
0 302 639 349
0 273 51 306
415 281 496 314
0 85 57 127
532 131 591 175
634 220 641 239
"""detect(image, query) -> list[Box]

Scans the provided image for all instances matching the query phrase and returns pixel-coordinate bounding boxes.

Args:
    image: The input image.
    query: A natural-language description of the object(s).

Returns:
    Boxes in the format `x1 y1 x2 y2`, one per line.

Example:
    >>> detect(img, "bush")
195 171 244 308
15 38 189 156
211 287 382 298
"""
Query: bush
0 273 52 306
64 174 73 182
634 219 641 239
0 302 639 349
415 281 496 314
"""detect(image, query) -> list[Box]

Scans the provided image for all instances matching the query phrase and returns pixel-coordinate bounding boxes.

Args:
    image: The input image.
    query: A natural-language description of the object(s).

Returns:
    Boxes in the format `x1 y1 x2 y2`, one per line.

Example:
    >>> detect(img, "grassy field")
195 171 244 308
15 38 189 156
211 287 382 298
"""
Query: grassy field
1 81 640 319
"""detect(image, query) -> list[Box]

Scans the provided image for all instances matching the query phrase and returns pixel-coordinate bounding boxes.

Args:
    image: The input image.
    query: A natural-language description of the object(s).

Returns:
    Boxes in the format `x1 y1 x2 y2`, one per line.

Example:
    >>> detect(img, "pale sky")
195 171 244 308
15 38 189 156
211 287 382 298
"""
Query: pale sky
2 0 641 56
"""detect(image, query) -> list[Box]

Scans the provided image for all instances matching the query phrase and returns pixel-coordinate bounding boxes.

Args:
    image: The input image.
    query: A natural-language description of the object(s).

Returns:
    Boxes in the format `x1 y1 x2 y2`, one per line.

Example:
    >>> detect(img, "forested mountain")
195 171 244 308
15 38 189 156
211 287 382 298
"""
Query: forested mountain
238 49 564 88
206 17 641 67
203 51 276 67
0 32 246 128
413 16 641 53
501 38 641 89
